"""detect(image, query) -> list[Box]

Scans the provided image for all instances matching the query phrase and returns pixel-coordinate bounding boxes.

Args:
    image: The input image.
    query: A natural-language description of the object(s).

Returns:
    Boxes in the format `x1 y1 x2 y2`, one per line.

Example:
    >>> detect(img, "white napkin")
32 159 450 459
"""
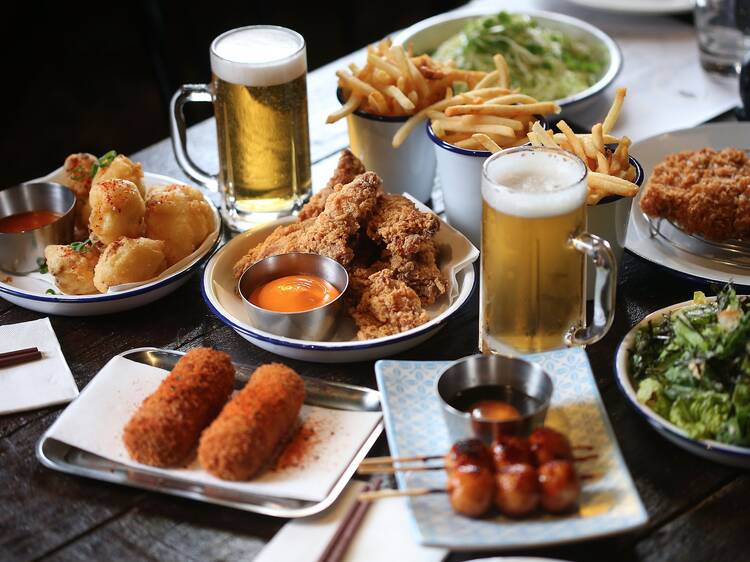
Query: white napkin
255 481 447 562
45 356 382 502
0 318 78 415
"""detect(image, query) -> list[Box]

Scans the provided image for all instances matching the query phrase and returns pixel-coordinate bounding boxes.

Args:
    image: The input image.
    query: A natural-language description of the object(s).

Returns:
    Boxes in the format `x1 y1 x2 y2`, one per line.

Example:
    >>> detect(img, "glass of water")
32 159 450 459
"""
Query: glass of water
695 0 750 74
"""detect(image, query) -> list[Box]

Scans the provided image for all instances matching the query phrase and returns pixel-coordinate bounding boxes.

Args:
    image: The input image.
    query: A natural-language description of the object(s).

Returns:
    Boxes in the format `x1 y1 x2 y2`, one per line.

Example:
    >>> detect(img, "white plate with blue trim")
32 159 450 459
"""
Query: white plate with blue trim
201 208 478 364
0 169 221 316
374 349 648 551
615 297 750 469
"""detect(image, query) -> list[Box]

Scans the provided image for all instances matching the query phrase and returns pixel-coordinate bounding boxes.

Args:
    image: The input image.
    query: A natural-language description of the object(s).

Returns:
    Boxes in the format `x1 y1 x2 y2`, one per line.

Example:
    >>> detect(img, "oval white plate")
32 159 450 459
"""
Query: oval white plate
615 296 750 468
202 217 477 363
0 169 221 316
393 7 622 112
565 0 693 14
626 122 750 287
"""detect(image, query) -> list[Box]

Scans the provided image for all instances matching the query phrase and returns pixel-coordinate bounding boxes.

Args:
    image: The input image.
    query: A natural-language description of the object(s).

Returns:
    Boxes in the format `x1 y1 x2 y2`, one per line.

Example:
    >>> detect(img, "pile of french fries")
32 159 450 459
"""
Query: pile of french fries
326 38 488 124
527 88 639 205
392 54 559 150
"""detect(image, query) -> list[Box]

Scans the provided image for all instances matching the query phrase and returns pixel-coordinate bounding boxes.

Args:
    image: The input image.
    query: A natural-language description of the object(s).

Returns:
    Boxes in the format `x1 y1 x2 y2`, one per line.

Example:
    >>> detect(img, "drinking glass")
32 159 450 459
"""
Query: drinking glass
695 0 750 74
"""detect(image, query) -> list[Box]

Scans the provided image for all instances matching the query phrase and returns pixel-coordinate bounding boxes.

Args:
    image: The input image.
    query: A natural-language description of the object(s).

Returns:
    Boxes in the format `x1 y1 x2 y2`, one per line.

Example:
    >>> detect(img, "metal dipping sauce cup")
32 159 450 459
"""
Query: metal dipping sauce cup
435 354 553 444
0 182 76 274
238 252 349 341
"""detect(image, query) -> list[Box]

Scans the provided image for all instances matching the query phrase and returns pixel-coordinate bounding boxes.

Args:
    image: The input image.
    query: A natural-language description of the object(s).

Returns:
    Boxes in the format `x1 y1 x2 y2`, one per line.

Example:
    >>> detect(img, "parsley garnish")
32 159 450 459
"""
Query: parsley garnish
70 239 92 253
90 150 118 178
37 257 48 274
45 289 57 295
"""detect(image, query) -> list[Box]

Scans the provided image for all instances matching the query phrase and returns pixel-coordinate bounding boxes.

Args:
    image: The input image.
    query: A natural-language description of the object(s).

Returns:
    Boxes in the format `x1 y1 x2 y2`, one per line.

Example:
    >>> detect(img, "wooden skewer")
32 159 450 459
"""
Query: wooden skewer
358 464 444 475
358 487 444 501
360 454 442 466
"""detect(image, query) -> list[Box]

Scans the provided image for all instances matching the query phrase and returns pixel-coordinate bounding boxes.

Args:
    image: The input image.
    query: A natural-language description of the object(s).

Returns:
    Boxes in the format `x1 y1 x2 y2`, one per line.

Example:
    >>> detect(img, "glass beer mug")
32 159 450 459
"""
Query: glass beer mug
170 25 312 231
480 146 616 355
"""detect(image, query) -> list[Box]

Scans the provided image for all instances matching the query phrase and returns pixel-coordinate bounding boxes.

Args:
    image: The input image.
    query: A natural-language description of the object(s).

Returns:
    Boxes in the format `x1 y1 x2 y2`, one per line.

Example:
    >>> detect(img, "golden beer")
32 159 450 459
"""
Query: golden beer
480 147 588 354
210 26 311 224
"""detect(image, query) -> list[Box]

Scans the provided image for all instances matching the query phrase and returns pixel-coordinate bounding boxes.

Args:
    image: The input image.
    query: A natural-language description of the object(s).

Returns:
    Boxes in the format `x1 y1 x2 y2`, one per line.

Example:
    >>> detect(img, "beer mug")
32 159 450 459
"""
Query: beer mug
480 146 616 355
170 25 312 231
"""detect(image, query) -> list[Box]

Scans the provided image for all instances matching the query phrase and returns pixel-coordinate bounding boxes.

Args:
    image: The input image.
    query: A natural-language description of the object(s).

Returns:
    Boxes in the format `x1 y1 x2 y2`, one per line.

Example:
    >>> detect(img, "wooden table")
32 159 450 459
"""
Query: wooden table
2 46 747 562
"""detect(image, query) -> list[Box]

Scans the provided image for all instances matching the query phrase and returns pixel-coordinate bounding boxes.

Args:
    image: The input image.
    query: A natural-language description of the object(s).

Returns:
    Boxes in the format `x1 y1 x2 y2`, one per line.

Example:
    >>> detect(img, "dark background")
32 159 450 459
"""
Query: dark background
2 0 464 188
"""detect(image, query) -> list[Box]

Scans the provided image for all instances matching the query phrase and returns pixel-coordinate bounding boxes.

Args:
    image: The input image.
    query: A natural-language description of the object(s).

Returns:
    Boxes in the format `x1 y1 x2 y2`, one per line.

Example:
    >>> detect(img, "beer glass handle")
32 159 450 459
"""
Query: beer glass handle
565 232 617 347
169 84 219 192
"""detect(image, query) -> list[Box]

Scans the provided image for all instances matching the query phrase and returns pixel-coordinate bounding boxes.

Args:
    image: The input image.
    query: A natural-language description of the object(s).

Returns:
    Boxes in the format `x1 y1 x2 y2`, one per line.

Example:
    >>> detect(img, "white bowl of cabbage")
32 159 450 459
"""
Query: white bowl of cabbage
394 8 621 111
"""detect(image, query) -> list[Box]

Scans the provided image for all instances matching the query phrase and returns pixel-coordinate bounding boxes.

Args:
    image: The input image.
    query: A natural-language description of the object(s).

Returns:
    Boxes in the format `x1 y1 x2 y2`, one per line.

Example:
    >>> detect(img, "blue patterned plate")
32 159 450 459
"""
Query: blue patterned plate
375 349 647 551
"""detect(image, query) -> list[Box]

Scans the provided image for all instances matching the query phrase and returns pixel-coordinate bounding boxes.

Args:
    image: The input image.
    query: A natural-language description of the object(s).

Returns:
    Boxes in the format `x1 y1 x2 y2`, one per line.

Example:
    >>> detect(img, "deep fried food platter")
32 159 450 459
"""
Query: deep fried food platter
203 150 478 362
37 347 383 518
626 122 750 286
0 154 221 315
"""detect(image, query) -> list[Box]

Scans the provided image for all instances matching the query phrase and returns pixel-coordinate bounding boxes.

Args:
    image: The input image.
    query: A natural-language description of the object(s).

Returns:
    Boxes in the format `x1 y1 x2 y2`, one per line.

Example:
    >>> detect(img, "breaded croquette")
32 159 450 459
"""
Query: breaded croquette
93 237 167 292
93 154 146 198
123 348 235 467
198 363 305 481
44 243 100 295
88 179 146 245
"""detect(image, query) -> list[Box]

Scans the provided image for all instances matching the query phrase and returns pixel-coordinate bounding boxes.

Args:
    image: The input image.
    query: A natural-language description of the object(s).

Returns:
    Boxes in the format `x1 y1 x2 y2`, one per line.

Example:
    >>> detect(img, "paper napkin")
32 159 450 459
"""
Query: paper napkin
0 318 78 415
255 481 447 562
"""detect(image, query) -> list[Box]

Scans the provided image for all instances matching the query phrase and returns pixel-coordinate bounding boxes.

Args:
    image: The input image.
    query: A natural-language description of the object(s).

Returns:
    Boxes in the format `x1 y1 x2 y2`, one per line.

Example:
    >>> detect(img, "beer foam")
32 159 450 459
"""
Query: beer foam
481 150 587 218
211 26 306 86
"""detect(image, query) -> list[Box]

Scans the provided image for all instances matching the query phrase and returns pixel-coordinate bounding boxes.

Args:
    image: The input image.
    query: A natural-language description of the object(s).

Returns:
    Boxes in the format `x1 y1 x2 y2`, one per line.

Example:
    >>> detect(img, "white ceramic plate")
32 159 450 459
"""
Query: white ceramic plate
615 297 750 468
393 7 622 111
202 216 477 364
0 169 221 316
626 122 750 287
565 0 693 14
375 349 647 551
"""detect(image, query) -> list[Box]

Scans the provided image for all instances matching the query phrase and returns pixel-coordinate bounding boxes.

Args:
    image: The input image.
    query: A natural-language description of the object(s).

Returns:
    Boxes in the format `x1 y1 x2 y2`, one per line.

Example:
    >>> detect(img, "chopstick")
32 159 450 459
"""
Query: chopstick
0 347 42 368
316 479 382 562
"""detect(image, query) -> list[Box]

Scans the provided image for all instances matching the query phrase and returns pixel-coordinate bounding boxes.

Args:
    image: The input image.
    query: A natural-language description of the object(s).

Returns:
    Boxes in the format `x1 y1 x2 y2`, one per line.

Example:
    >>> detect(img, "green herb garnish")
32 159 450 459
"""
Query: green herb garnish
90 150 118 178
45 289 57 295
70 239 92 253
37 257 48 274
629 284 750 446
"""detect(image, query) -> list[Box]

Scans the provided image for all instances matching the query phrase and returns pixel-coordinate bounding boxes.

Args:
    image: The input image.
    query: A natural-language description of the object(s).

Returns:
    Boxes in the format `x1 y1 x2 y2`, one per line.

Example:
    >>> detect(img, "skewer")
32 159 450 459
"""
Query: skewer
358 454 598 475
359 454 442 466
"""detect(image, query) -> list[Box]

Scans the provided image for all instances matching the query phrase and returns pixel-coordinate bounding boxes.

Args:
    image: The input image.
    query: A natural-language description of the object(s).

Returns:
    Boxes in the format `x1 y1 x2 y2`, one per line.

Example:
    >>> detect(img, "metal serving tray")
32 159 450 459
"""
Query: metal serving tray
36 347 383 518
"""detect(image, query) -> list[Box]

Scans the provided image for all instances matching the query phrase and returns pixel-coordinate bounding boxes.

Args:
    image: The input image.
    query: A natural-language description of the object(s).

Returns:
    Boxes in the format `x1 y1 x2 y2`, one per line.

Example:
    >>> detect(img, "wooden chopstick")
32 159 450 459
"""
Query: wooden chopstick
0 348 42 368
316 479 382 562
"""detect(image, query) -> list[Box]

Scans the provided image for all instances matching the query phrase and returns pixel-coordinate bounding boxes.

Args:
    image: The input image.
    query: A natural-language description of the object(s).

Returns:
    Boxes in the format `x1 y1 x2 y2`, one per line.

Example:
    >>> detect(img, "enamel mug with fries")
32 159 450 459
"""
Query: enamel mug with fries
328 38 501 203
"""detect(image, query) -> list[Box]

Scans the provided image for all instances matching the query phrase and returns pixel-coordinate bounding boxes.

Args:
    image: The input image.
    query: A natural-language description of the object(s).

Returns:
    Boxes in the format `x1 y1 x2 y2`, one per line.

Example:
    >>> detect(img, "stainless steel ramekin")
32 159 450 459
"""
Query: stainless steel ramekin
0 182 76 273
238 253 349 341
435 354 553 444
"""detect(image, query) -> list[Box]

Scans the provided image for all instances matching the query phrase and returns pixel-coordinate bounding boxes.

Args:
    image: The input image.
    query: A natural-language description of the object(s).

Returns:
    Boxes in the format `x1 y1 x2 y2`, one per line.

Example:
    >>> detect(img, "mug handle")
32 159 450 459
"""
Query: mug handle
169 84 219 191
564 232 617 347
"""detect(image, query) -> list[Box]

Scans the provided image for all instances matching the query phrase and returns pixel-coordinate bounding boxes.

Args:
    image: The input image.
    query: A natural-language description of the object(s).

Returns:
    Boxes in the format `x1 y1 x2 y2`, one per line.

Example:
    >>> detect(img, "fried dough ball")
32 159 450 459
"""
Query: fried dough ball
44 244 101 295
93 154 146 198
123 348 235 467
145 184 214 266
88 179 145 245
62 153 97 199
93 237 167 292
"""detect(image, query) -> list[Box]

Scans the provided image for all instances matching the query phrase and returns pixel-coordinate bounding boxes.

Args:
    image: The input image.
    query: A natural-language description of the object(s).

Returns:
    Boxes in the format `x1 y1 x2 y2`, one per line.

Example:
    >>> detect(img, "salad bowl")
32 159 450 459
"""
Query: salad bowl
393 7 622 112
615 294 750 468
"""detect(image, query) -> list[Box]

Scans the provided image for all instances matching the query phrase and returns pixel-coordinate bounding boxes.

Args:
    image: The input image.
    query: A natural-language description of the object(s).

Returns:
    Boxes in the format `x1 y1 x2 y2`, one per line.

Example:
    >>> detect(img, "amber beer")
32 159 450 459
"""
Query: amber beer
210 26 312 222
480 147 589 354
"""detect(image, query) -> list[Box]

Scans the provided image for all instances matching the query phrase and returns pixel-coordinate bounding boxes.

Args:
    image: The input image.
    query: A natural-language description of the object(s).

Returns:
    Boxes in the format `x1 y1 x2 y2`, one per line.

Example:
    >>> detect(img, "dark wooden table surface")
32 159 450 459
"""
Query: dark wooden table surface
2 46 747 562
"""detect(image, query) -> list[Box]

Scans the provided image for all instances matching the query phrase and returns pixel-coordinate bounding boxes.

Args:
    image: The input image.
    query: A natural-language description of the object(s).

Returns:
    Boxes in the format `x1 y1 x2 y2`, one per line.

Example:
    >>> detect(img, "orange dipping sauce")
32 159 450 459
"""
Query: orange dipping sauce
0 211 61 234
249 274 340 313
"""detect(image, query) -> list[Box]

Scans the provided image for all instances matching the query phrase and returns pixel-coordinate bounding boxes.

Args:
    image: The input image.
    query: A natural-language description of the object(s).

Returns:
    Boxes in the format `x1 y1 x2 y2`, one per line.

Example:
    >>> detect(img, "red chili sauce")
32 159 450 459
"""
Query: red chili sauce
0 211 61 234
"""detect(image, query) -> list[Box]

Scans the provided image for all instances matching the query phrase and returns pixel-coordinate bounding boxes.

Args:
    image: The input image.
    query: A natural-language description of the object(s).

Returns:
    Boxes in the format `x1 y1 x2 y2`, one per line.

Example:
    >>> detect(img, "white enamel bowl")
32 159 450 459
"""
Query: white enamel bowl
0 169 221 316
615 297 750 468
202 217 477 363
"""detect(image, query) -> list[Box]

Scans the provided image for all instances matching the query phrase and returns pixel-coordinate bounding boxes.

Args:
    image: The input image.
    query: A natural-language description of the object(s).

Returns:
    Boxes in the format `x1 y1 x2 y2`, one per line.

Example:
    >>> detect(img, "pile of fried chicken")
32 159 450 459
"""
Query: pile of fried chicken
233 150 447 340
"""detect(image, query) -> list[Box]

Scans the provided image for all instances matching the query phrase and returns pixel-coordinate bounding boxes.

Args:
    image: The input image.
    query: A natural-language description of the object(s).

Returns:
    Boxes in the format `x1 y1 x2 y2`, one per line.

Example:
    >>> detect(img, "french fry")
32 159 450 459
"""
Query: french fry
444 102 561 117
472 133 502 153
494 53 510 89
462 115 524 130
528 132 541 146
591 123 605 154
556 120 587 163
367 53 401 80
407 91 418 104
531 121 558 148
386 85 415 111
596 152 610 174
367 91 388 114
455 137 484 149
474 70 499 90
431 118 515 137
603 87 626 134
484 94 539 105
589 171 639 197
326 93 362 124
336 70 378 97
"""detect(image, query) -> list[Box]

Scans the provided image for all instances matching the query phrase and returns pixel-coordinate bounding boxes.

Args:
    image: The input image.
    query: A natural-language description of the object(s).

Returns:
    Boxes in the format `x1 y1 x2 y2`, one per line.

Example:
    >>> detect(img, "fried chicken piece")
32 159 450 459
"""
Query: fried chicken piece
379 241 446 306
233 172 381 279
640 147 750 241
298 149 366 220
351 269 429 340
367 194 440 256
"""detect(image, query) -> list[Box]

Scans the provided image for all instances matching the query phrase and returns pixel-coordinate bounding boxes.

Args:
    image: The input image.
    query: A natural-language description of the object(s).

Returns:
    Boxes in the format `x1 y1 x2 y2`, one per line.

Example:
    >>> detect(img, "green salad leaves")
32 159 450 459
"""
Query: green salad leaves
432 12 608 101
630 285 750 446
